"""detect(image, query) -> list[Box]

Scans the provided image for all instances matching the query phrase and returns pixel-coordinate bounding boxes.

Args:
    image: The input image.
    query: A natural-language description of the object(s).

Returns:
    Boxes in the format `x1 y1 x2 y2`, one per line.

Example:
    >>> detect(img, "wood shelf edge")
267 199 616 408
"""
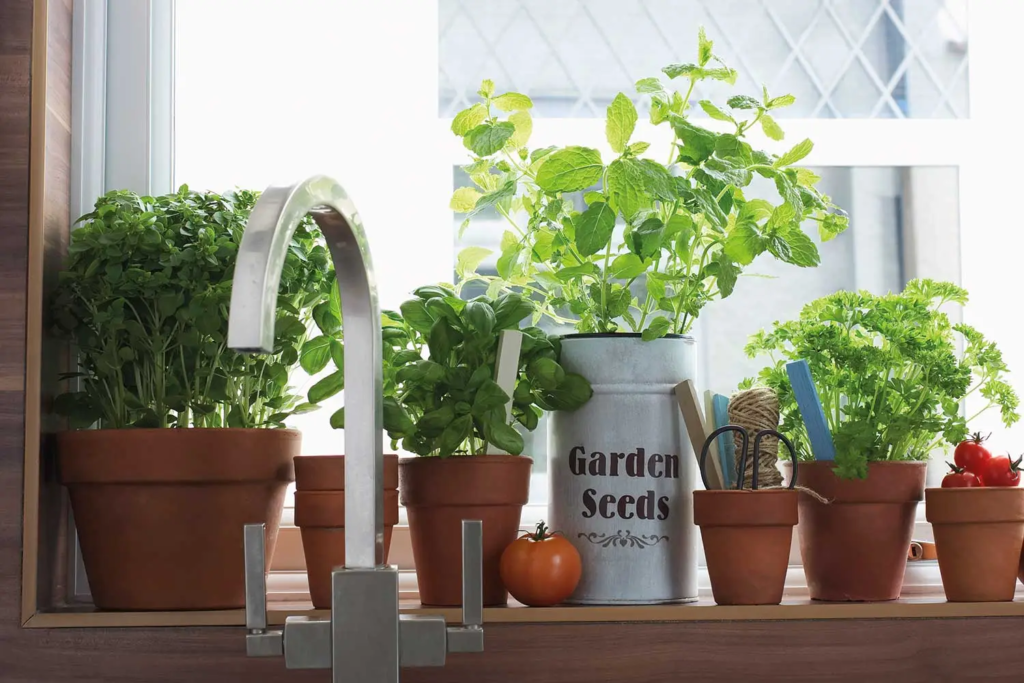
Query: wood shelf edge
24 599 1024 629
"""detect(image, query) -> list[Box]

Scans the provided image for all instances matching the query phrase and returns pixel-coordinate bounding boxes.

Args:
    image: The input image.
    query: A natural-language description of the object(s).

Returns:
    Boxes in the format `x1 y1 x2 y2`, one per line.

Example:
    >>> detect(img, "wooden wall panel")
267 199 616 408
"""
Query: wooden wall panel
2 1 1024 681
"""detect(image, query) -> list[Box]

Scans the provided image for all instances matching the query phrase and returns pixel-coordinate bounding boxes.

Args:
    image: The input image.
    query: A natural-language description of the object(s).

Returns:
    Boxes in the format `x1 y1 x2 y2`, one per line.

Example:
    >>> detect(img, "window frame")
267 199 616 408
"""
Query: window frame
79 0 1024 604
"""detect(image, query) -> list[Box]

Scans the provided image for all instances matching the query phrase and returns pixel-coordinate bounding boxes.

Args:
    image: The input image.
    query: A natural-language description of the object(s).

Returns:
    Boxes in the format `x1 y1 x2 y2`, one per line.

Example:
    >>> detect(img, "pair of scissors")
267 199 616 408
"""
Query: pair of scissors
699 426 798 491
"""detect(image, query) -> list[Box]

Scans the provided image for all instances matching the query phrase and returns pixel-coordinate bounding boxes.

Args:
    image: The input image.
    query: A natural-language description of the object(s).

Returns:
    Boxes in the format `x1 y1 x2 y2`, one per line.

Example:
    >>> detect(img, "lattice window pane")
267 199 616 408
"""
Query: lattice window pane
439 0 969 119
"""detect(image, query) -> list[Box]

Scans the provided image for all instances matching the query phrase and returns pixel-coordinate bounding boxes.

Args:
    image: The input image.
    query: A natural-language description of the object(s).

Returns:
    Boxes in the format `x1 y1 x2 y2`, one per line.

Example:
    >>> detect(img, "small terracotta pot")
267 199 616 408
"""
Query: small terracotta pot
293 455 399 610
694 489 798 605
400 454 531 607
58 428 298 611
783 461 926 602
294 453 399 492
926 487 1024 602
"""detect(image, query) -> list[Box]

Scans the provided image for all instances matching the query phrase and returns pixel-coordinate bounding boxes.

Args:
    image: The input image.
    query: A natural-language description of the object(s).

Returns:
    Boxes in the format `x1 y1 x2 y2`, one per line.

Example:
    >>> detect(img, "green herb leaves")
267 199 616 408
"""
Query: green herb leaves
446 27 849 341
744 281 1020 479
380 289 591 457
536 147 604 193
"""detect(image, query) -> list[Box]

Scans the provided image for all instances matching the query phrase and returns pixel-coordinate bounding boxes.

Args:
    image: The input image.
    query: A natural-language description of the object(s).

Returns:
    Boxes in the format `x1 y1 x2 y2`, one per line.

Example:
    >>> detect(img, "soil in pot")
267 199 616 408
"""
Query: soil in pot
693 489 798 605
783 461 926 602
399 454 531 607
294 454 400 610
926 487 1024 602
59 428 299 611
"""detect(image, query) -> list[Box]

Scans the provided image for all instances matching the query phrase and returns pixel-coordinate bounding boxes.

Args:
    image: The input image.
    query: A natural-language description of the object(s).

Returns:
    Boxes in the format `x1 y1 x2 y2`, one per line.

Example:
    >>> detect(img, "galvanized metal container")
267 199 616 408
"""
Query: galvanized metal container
549 334 698 604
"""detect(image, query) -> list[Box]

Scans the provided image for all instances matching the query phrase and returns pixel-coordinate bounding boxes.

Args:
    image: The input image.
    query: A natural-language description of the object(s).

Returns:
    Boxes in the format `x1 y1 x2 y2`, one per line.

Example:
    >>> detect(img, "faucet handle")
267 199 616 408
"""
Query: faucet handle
244 523 283 656
446 520 484 653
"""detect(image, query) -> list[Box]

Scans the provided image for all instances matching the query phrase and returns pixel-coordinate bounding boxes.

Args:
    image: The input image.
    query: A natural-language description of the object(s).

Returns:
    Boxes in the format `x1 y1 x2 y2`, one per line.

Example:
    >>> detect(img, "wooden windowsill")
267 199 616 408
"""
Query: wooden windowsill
24 595 1024 629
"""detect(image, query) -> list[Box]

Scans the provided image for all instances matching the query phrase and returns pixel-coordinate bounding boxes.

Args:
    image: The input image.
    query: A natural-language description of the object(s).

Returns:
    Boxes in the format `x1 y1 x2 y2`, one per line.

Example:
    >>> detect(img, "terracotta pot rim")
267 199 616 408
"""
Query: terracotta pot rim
59 427 301 438
925 487 1024 524
399 454 532 465
59 429 298 484
693 489 799 527
399 454 533 508
295 454 399 491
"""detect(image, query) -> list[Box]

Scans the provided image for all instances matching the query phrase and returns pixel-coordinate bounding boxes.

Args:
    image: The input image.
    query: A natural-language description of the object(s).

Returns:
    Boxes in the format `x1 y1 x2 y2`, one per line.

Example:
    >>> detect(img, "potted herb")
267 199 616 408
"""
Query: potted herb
389 287 591 607
743 279 1020 601
52 186 335 610
450 27 848 604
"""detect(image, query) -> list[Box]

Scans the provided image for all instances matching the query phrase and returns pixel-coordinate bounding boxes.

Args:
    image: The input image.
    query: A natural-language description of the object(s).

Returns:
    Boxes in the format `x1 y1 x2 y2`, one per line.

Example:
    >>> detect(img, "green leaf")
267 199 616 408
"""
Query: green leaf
715 134 752 164
663 63 700 79
450 187 482 212
527 357 565 391
642 316 671 341
714 253 739 297
768 94 797 110
451 103 488 136
775 138 813 167
629 217 664 260
417 406 455 437
609 253 646 279
819 212 848 242
299 335 332 375
492 92 534 112
456 246 492 278
626 141 651 156
330 407 345 429
606 158 644 219
383 397 416 437
635 77 665 94
699 100 733 122
399 299 435 334
724 223 764 266
635 159 675 201
465 122 516 157
483 418 524 455
464 300 496 335
606 93 638 154
493 293 534 329
471 180 516 217
535 147 604 194
583 191 605 205
697 26 713 66
478 79 495 98
396 359 446 385
557 263 601 283
574 201 616 257
780 227 820 267
760 114 785 141
703 67 737 84
428 318 459 361
330 339 345 371
670 116 717 164
727 95 761 110
509 111 532 148
473 379 511 416
308 370 344 403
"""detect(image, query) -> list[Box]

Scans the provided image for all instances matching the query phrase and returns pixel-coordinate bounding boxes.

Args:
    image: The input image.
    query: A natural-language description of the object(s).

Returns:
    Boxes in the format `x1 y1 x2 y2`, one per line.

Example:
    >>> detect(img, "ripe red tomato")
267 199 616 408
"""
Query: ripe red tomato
941 463 983 488
980 454 1023 487
500 521 582 607
953 432 992 474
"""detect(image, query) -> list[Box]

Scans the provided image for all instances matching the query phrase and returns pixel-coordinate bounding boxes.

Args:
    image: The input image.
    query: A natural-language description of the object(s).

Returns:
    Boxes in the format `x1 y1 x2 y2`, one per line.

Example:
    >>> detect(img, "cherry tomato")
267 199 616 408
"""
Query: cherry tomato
941 463 983 488
500 521 582 607
953 432 992 475
980 454 1023 487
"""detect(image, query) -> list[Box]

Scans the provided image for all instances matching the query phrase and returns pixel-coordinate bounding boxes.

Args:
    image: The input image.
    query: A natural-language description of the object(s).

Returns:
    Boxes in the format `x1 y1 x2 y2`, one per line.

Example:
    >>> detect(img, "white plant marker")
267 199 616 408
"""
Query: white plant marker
674 379 725 490
489 329 524 455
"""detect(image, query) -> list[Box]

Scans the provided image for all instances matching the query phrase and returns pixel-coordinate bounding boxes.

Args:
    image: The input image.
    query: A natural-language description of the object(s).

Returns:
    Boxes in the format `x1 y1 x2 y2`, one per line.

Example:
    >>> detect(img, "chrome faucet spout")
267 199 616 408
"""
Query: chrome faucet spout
227 175 384 569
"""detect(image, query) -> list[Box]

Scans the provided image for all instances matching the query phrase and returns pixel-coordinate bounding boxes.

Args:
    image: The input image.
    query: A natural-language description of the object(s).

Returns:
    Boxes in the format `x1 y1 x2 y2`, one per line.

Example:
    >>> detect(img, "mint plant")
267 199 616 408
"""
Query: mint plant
451 28 848 339
742 279 1020 479
52 187 335 429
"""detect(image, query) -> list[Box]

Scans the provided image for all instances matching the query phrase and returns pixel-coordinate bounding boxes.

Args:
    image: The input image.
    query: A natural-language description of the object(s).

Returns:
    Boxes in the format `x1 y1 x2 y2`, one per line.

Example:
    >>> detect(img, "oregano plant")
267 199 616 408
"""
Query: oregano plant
451 27 849 339
52 187 336 429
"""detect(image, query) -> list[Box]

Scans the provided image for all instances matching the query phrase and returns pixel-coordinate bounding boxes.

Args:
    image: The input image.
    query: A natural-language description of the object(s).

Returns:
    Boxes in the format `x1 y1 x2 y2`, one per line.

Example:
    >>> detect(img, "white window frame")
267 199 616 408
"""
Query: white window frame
76 0 1024 601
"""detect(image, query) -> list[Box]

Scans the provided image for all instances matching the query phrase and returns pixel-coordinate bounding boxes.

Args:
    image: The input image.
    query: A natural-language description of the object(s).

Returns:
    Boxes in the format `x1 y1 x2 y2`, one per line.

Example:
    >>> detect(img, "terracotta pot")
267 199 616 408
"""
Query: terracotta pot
782 461 926 602
58 428 298 611
694 489 798 605
294 453 399 492
926 487 1024 602
399 454 531 607
293 454 400 609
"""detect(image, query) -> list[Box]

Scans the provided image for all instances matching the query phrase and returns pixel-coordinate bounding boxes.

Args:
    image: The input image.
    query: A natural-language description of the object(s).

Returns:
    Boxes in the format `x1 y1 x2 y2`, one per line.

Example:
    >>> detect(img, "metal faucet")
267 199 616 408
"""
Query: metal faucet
227 176 484 682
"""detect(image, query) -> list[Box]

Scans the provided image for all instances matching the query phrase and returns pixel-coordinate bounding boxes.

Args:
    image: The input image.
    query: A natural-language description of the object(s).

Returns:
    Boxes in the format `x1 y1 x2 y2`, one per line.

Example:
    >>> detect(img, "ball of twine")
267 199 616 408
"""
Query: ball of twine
727 387 784 489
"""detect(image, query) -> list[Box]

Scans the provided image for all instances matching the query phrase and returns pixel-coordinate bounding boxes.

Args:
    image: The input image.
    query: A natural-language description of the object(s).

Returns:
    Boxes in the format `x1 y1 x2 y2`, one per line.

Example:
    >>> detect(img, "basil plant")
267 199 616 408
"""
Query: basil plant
451 27 849 339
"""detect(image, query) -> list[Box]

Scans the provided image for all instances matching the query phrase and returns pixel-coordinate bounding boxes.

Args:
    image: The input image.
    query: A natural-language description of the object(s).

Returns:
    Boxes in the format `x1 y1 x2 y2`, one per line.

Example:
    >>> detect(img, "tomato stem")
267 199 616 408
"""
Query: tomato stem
531 520 551 542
